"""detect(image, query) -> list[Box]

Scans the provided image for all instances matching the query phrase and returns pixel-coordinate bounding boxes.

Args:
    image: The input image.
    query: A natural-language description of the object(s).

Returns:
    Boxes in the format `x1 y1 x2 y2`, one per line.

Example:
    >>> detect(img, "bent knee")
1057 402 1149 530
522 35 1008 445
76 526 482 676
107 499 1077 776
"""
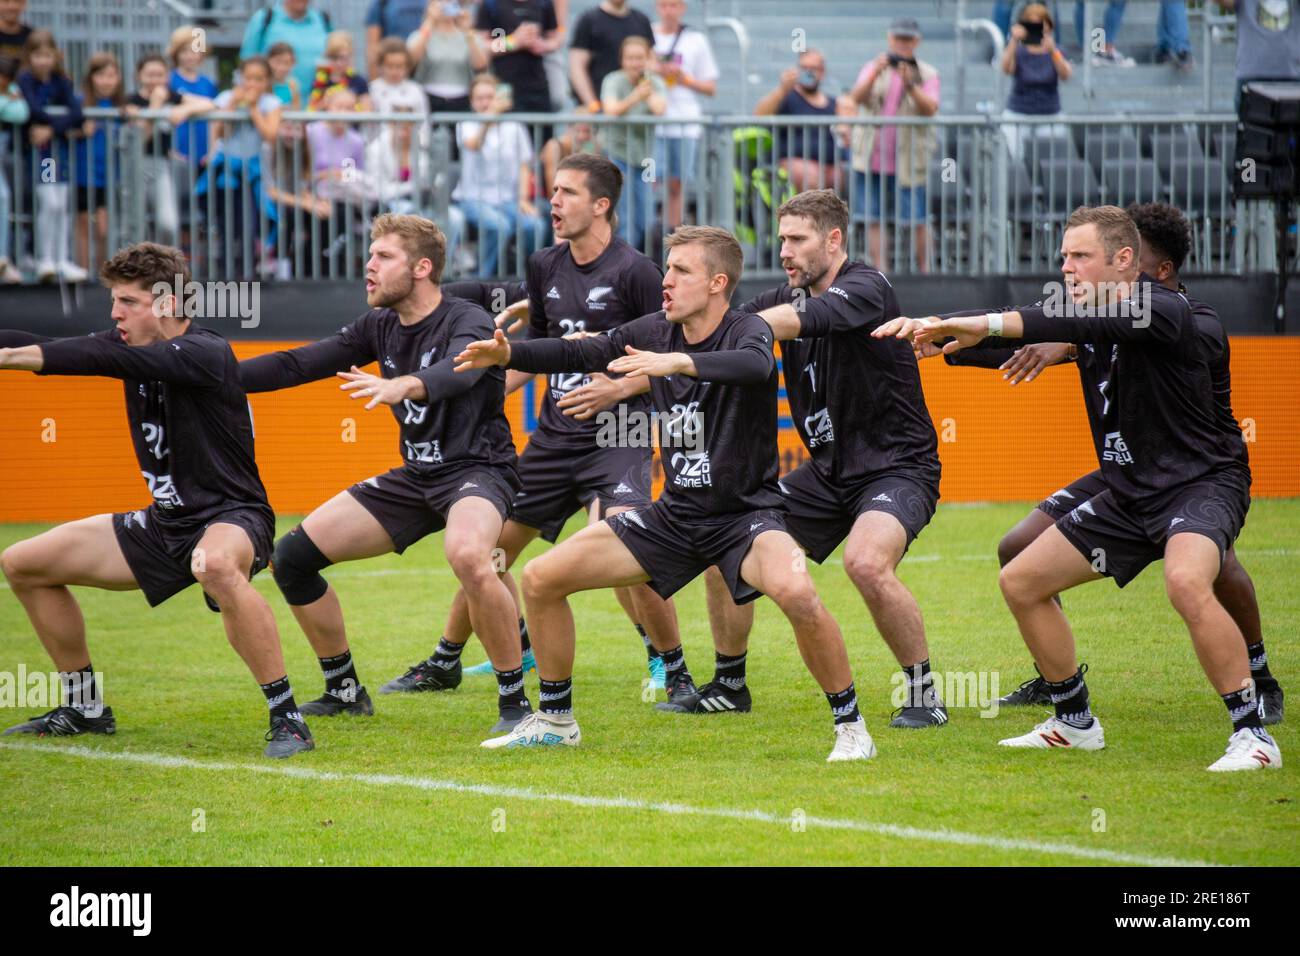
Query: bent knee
768 581 824 623
1165 567 1214 618
844 549 894 591
191 549 246 590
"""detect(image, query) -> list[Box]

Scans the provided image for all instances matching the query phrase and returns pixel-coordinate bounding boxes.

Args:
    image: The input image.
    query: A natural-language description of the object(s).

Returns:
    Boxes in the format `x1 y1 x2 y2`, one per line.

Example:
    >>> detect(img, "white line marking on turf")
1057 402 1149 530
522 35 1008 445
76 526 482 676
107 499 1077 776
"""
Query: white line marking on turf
0 740 1219 867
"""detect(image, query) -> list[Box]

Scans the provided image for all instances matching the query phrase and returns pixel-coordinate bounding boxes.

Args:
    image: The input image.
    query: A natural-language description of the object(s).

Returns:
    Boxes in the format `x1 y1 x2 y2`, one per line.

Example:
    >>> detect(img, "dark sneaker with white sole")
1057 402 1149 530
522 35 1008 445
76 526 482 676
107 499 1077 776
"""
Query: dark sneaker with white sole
489 700 534 734
999 669 1052 707
663 670 697 706
3 705 116 737
299 687 375 717
379 656 461 694
264 714 314 758
656 680 751 714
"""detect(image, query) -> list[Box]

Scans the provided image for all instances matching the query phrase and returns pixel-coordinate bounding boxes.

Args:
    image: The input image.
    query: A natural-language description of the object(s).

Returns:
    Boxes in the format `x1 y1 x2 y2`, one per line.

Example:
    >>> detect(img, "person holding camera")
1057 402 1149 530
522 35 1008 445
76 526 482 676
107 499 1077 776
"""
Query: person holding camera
1001 3 1072 161
849 17 939 273
756 48 845 194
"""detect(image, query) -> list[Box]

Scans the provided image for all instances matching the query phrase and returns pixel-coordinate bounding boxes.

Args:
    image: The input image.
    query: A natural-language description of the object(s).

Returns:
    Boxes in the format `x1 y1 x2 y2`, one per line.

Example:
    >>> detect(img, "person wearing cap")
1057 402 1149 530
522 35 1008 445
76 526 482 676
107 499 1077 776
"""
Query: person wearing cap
849 16 939 273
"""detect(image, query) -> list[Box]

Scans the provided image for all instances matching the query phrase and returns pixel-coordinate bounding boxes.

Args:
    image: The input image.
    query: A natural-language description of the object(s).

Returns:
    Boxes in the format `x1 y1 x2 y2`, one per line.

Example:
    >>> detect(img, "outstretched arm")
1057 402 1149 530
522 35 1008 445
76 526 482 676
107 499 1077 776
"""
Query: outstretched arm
239 333 372 394
21 333 224 387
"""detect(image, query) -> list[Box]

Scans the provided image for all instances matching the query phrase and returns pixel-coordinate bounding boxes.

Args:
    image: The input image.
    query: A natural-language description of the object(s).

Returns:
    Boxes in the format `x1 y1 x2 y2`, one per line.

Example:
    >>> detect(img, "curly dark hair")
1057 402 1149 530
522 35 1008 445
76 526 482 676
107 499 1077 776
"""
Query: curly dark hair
99 242 191 292
1126 202 1191 273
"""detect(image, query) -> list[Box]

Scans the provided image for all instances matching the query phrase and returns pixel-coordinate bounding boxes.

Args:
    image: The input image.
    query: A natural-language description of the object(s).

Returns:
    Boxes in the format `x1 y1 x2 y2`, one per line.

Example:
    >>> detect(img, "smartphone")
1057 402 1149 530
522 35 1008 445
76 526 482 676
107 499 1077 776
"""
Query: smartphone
444 1 463 16
1022 21 1045 44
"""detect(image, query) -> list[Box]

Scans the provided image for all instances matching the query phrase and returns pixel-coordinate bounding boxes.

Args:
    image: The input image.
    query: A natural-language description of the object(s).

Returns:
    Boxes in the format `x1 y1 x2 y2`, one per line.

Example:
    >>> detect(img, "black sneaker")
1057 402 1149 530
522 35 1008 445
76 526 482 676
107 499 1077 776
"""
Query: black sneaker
378 655 462 694
889 703 949 728
663 669 697 706
656 679 751 713
1259 682 1285 726
3 705 116 736
998 665 1052 707
264 714 314 758
299 686 374 717
489 699 534 734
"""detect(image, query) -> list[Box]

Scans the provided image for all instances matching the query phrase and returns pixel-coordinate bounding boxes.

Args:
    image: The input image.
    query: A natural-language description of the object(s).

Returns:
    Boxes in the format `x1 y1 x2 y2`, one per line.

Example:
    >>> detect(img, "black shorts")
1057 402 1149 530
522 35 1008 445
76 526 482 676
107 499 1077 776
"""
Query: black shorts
608 500 788 605
346 464 517 555
1055 480 1250 588
1037 469 1109 521
75 186 109 213
777 462 939 563
511 439 653 542
112 505 274 608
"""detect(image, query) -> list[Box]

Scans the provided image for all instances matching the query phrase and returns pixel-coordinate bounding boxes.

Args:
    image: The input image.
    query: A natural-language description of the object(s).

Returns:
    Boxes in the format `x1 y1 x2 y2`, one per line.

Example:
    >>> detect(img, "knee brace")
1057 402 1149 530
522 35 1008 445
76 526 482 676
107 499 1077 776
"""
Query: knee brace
271 527 332 606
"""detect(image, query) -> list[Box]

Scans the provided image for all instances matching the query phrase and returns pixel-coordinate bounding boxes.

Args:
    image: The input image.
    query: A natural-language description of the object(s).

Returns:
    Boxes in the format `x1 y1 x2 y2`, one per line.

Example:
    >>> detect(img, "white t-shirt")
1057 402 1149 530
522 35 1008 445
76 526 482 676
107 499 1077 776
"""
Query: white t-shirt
652 25 719 139
453 119 534 206
369 78 428 116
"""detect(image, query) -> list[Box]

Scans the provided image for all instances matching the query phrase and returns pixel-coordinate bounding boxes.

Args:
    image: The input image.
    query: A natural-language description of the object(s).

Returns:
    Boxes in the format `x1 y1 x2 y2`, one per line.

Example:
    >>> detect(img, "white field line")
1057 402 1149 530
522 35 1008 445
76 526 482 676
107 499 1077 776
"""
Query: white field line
0 548 1294 590
0 740 1219 867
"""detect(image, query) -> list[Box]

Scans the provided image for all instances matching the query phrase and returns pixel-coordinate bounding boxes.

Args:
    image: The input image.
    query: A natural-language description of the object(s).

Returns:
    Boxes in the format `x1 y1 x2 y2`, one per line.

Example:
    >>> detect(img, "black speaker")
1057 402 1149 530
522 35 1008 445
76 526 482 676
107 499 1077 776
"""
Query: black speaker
1240 81 1300 126
1235 82 1300 200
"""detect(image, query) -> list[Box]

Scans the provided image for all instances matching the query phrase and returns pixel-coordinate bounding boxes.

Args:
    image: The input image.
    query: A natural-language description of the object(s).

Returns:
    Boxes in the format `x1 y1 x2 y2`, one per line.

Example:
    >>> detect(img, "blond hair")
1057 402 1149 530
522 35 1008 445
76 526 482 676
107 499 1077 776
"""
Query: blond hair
1065 205 1140 263
324 31 355 59
665 226 744 300
371 214 447 283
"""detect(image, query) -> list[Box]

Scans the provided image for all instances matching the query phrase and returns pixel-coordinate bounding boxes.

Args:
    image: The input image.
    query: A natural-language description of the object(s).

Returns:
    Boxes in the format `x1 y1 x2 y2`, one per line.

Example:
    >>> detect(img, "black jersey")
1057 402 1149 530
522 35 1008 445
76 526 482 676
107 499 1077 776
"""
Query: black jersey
35 324 273 531
239 296 517 478
1017 275 1250 511
507 309 782 518
740 260 940 486
444 279 529 312
524 236 664 450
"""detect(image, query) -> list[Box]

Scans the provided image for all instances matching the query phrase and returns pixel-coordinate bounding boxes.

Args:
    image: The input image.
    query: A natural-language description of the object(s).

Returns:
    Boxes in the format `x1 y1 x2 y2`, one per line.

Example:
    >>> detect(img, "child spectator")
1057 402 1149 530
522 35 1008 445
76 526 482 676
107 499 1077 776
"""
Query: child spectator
0 54 28 283
369 38 426 115
307 87 366 203
267 42 302 109
75 51 126 272
307 31 370 111
540 120 600 198
126 53 213 247
167 25 218 168
363 106 426 215
0 0 32 65
202 56 282 275
18 30 86 282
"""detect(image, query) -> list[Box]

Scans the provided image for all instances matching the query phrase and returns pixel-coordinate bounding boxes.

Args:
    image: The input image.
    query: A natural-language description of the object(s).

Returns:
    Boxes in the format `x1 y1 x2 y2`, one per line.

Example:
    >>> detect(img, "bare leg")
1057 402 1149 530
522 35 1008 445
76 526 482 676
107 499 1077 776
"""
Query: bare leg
0 514 137 671
704 563 754 657
1165 533 1251 696
193 522 286 684
739 530 851 693
443 497 520 672
443 518 539 644
606 503 681 654
999 526 1104 681
868 222 884 271
843 511 928 668
519 522 651 682
1214 548 1264 648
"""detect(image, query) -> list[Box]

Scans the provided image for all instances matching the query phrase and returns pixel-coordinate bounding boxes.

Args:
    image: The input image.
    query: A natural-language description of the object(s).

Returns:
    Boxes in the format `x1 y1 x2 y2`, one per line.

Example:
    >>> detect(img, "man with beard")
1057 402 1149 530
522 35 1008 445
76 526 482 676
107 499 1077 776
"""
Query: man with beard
237 214 531 734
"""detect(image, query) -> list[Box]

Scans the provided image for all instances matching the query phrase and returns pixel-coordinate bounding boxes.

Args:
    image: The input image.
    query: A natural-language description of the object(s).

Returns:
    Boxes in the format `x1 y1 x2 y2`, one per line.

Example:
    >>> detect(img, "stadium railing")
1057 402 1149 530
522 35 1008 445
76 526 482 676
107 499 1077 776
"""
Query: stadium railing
1 107 1252 284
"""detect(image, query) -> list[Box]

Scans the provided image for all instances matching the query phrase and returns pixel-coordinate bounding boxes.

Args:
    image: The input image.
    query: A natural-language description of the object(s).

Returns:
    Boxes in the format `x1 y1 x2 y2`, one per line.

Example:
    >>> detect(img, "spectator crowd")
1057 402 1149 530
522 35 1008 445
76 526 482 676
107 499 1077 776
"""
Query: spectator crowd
0 1 1291 281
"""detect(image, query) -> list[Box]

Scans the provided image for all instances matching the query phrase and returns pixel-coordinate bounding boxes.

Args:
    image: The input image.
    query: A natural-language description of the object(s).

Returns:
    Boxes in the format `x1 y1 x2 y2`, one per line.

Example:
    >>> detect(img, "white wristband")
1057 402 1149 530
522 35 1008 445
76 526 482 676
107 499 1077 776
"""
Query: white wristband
985 312 1003 337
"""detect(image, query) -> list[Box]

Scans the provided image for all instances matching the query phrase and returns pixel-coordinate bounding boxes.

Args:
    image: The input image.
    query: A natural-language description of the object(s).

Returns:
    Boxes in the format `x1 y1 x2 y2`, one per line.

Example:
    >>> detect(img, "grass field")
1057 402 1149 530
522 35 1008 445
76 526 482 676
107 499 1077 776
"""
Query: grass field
0 500 1296 867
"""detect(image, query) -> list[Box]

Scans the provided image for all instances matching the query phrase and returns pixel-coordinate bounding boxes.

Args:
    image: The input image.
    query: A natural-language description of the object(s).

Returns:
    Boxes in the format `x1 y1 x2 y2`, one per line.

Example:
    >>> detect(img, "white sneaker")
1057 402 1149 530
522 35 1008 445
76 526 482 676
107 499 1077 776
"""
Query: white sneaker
0 258 21 284
57 261 89 283
36 260 57 283
1207 728 1282 772
999 715 1105 750
480 710 581 750
826 718 877 762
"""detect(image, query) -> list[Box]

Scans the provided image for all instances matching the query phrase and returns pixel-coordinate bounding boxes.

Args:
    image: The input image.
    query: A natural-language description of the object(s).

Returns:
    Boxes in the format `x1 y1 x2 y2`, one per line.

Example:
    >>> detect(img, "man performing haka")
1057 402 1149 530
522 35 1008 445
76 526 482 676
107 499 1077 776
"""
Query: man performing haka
935 202 1283 723
877 204 1280 772
0 243 312 757
455 226 877 761
649 190 948 728
238 214 532 734
386 154 693 700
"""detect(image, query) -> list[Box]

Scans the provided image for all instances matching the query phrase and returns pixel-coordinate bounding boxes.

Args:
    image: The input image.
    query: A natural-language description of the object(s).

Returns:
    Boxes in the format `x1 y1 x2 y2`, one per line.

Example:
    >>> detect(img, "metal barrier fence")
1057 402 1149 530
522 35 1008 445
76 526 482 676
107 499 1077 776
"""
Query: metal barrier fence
0 107 1253 284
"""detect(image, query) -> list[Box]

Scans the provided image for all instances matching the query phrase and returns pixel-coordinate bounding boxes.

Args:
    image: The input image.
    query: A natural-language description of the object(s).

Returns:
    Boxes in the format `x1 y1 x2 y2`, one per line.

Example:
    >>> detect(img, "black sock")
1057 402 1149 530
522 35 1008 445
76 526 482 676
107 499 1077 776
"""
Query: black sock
1223 685 1264 733
714 651 747 691
901 658 938 708
1045 669 1094 729
519 617 531 652
60 663 102 716
637 623 660 661
661 644 688 681
826 683 860 725
260 676 301 721
431 637 464 670
495 666 529 712
1247 642 1277 688
538 677 572 715
318 649 360 699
